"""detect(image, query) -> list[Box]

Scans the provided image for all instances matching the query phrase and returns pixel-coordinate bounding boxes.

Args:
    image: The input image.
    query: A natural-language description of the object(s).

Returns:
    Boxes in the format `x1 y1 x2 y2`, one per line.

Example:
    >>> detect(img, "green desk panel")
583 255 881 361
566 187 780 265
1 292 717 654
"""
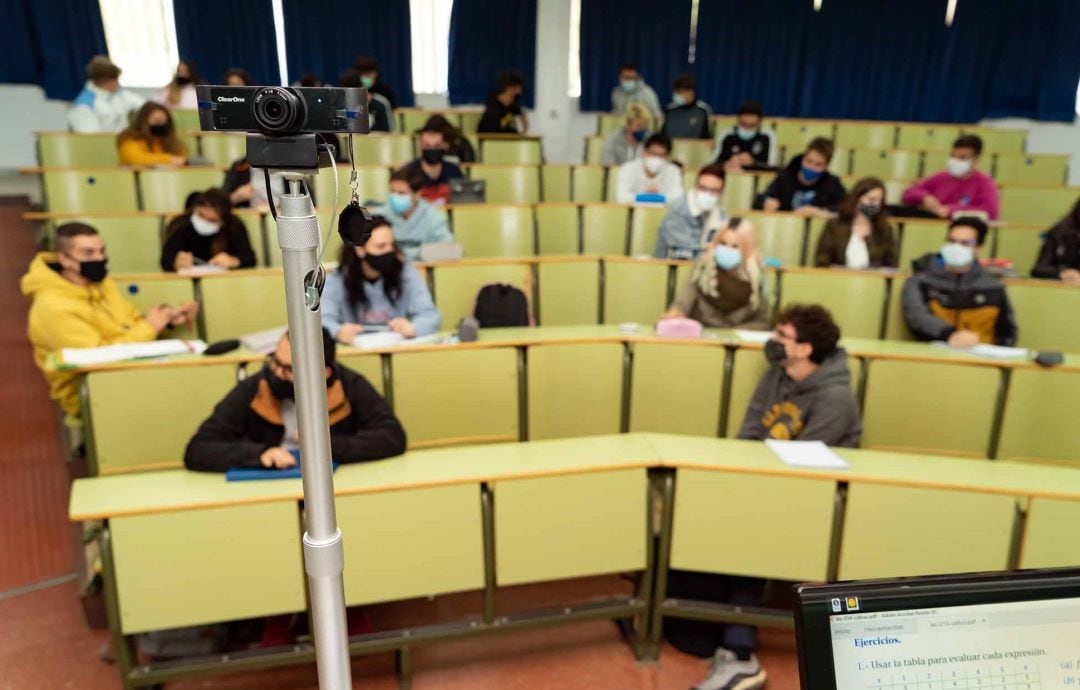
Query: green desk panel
139 168 224 213
534 204 579 255
582 204 629 255
338 484 484 604
781 271 887 340
671 469 836 581
494 468 647 585
603 261 669 324
572 166 606 203
113 277 198 340
882 274 914 341
839 483 1015 580
1020 497 1080 569
336 353 384 395
861 359 999 457
997 368 1080 465
628 206 668 257
38 133 119 167
541 165 572 203
451 206 535 258
111 502 304 634
527 343 624 440
725 347 769 437
1008 283 1080 353
537 261 600 326
88 364 238 474
393 347 518 445
629 343 725 436
200 273 287 342
43 169 138 213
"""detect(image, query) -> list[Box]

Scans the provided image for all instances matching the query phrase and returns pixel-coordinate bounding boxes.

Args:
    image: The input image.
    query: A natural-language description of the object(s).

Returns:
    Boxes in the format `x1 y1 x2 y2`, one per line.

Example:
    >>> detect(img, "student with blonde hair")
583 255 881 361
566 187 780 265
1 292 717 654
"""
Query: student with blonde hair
601 102 655 166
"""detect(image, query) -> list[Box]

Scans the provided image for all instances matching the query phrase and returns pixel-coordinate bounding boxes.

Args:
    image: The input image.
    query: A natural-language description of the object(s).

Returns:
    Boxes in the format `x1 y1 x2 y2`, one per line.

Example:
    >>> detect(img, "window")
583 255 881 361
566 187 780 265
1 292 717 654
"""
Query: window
410 0 454 94
98 0 179 88
1075 76 1080 116
567 0 581 97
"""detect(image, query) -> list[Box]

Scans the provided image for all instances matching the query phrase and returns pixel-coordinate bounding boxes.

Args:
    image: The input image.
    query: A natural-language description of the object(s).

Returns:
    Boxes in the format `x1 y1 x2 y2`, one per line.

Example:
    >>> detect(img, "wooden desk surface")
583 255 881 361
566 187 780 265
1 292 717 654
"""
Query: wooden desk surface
70 433 1080 521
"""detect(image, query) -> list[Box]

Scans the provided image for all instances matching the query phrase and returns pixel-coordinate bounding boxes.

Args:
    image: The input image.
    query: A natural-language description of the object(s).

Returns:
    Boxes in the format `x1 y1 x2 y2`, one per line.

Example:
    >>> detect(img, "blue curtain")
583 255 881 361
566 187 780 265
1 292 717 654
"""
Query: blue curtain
692 0 1080 123
173 0 280 85
0 0 107 100
447 0 537 107
578 0 691 112
281 0 414 106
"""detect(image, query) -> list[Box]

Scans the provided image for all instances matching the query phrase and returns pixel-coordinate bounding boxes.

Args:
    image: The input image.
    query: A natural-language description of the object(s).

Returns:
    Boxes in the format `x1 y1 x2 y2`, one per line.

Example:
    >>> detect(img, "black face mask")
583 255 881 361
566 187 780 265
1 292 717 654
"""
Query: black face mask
149 124 169 138
77 258 108 283
265 365 294 399
421 148 445 165
764 339 788 367
364 251 401 278
858 203 882 218
175 75 193 86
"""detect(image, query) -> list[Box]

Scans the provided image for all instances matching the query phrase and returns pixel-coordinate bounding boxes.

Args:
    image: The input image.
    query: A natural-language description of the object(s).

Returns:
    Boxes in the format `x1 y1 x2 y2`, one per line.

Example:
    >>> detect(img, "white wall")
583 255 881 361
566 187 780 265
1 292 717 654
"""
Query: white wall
981 116 1080 186
0 85 69 169
532 0 597 163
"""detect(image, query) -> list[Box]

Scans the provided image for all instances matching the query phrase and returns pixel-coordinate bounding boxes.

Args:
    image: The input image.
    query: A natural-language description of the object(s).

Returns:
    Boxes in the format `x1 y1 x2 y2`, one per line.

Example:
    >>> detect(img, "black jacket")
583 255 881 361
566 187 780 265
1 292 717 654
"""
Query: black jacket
902 254 1018 346
760 155 846 212
184 366 407 472
661 102 713 140
478 92 522 133
1032 216 1080 279
160 216 257 271
715 128 775 167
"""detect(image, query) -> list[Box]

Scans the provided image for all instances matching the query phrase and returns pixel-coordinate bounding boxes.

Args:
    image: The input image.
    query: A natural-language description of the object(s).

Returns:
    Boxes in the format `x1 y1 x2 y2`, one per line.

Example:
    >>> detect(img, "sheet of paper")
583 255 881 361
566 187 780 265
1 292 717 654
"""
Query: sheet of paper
931 341 1030 360
765 440 850 470
735 329 772 344
240 325 288 355
352 331 404 349
59 339 207 367
177 265 226 276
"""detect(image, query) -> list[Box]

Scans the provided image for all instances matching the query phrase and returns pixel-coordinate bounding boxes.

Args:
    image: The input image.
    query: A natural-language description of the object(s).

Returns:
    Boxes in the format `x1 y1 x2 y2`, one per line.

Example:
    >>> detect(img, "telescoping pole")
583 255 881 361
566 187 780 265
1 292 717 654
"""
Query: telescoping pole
274 174 352 689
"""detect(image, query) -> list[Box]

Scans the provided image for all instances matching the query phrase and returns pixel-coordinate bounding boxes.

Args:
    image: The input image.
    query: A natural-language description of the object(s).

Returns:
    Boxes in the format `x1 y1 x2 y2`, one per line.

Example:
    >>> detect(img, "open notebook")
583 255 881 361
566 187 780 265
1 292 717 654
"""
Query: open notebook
58 339 207 367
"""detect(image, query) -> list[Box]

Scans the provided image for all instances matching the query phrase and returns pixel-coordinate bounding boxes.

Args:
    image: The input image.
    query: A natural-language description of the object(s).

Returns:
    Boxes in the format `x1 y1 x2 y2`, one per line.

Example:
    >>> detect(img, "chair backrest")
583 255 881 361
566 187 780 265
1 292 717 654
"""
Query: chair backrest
450 205 536 257
171 109 200 132
68 215 164 274
466 165 540 204
572 165 606 202
671 138 715 170
1006 280 1080 352
456 109 483 134
235 211 268 267
198 134 246 166
139 167 224 212
779 269 888 339
399 108 450 134
584 136 605 165
898 221 950 271
43 169 139 213
541 164 572 202
740 212 807 267
113 275 198 340
992 226 1043 276
962 127 1026 155
312 164 391 208
882 272 915 342
833 123 897 149
992 154 1068 186
352 134 415 166
723 172 757 211
627 205 668 257
535 202 580 255
850 149 921 180
427 261 533 328
479 137 543 164
772 120 836 162
537 259 600 325
828 146 851 176
581 203 630 255
999 186 1078 226
200 271 287 341
598 113 625 136
997 368 1080 465
38 133 119 167
602 258 671 323
896 125 961 152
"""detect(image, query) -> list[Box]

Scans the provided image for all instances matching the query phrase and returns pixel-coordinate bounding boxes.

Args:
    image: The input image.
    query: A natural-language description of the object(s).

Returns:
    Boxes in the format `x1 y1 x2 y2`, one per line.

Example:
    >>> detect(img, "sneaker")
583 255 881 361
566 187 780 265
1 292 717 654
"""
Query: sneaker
693 649 767 690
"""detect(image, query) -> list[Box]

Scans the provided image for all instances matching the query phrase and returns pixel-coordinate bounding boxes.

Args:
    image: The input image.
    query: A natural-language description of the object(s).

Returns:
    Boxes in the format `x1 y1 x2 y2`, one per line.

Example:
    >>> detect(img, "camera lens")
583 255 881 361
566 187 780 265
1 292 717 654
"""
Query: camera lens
252 87 305 134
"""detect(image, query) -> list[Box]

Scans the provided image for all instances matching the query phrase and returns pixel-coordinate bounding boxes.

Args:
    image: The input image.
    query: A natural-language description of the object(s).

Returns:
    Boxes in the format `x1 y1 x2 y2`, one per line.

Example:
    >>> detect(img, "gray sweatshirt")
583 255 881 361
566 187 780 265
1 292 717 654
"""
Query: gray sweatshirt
737 348 862 448
371 199 453 262
610 80 663 121
653 192 727 259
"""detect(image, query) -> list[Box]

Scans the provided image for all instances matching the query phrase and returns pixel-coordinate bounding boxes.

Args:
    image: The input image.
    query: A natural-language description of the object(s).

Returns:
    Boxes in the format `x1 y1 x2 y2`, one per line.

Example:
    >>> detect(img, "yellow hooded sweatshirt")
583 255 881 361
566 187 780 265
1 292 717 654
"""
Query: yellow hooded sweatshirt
21 252 157 416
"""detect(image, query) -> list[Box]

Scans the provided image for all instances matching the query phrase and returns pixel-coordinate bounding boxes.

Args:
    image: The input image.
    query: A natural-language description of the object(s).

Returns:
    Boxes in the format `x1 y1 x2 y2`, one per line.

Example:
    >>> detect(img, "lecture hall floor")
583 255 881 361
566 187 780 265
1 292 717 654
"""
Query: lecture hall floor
0 197 800 689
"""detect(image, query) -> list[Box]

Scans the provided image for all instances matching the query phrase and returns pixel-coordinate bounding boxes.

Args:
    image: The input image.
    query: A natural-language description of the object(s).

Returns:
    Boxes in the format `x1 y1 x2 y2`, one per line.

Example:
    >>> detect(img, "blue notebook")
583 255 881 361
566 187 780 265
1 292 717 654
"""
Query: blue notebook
225 450 338 482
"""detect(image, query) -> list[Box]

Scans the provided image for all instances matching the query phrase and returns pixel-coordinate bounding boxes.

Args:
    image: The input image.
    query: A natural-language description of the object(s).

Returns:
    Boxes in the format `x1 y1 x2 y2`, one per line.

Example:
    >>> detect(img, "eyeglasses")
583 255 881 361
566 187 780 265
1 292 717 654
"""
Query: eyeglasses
948 239 979 248
773 328 798 342
266 354 293 377
696 185 724 194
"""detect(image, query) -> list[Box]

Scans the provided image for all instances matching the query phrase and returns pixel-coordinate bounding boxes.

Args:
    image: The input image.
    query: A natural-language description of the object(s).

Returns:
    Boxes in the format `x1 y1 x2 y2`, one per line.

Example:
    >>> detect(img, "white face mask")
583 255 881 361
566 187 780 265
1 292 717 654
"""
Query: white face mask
190 212 221 237
947 157 973 178
941 242 975 267
643 155 665 175
695 189 719 212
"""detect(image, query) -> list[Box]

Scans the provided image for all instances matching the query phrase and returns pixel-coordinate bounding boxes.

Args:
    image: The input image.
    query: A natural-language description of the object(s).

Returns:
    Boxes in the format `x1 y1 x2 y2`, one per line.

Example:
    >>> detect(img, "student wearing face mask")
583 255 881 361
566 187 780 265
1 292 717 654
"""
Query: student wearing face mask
901 217 1017 347
814 178 898 269
654 164 728 259
610 61 662 122
601 103 655 166
340 69 394 132
321 216 441 344
661 73 713 140
760 137 845 217
478 70 528 134
160 189 257 271
373 168 453 261
901 135 999 220
672 304 859 690
615 133 684 204
117 102 188 166
355 55 398 110
663 222 769 329
156 59 200 110
22 223 199 417
1031 197 1080 283
714 101 778 171
402 124 465 206
68 55 146 133
184 328 405 473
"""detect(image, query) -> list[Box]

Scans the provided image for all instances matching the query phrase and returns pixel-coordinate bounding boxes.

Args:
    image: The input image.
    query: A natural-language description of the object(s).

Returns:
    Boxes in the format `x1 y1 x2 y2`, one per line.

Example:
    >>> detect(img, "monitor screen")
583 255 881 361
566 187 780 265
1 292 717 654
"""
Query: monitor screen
795 568 1080 690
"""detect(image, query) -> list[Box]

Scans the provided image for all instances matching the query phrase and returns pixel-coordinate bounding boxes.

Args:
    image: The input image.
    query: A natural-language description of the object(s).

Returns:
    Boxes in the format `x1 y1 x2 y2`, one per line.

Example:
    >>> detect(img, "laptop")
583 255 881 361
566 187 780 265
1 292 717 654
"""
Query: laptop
794 568 1080 690
449 178 486 204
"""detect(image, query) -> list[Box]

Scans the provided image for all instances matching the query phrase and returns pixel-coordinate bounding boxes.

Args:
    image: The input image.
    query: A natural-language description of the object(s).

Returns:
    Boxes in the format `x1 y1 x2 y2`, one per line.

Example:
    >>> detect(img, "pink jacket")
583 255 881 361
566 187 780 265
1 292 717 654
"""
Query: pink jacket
902 170 1000 220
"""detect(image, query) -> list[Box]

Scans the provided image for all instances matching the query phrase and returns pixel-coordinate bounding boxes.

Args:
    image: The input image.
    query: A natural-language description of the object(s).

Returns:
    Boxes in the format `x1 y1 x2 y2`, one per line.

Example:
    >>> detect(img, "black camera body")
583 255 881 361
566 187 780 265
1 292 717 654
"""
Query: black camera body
196 85 369 136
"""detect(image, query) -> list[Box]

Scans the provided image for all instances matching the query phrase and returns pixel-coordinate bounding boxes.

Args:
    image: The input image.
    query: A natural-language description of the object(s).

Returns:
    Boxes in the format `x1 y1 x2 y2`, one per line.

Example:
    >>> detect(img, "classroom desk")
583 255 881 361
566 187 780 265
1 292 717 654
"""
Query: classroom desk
71 433 1080 689
65 324 1080 476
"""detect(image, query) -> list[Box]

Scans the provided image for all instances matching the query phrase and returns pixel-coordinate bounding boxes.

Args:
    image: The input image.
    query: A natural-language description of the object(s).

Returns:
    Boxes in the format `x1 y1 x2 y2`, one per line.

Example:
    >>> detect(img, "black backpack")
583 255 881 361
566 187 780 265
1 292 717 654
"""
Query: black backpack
473 283 531 328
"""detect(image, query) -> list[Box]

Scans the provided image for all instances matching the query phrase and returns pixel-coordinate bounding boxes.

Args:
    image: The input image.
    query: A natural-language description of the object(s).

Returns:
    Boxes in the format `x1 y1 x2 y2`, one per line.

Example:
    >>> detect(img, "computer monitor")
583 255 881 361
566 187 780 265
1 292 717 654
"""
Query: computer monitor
795 568 1080 690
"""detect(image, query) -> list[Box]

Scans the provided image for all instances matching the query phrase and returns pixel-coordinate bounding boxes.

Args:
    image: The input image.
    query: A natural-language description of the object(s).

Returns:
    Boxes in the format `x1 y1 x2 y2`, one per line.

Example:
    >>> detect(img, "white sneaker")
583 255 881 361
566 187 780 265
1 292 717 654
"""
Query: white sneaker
693 649 767 690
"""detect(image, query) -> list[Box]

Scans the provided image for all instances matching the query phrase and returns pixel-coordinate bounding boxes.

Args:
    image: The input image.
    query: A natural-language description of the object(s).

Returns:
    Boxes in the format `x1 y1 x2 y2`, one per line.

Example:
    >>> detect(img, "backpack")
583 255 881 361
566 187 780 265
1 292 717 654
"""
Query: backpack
473 283 532 328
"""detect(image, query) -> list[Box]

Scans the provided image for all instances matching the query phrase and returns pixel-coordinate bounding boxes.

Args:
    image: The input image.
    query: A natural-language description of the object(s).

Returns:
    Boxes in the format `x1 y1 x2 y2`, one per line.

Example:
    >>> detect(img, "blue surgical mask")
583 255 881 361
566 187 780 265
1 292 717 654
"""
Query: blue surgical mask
672 93 687 107
800 166 822 182
713 245 742 271
388 192 413 215
631 128 647 143
620 79 638 93
941 242 975 268
736 126 757 141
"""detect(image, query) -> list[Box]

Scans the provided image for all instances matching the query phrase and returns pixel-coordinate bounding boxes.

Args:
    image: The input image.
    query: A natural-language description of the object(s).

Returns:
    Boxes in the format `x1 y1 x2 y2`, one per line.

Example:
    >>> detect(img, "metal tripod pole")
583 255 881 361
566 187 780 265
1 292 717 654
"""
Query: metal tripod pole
275 173 352 689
